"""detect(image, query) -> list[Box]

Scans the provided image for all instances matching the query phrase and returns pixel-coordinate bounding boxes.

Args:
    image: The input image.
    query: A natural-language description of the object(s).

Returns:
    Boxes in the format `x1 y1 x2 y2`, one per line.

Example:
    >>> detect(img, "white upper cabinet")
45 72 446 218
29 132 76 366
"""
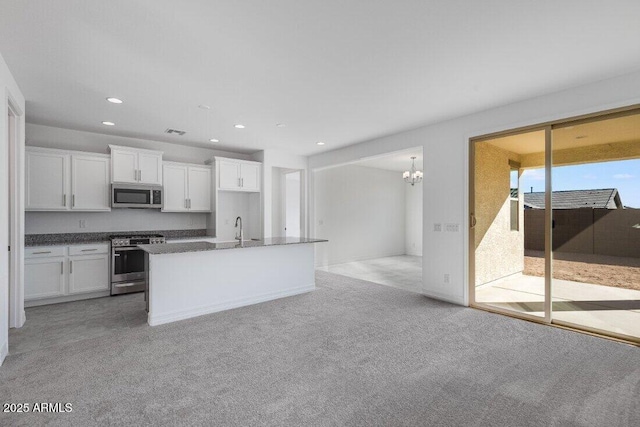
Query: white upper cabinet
162 163 189 211
162 162 211 212
187 166 212 212
109 145 163 185
26 149 69 210
26 147 111 212
138 152 163 185
111 149 138 183
71 155 110 211
240 163 260 192
218 160 241 190
214 157 261 192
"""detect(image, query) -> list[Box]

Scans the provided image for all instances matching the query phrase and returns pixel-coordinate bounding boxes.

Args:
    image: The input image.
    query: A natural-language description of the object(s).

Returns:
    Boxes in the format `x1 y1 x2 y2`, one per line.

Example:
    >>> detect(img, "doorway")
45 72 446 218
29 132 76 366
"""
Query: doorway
314 147 424 293
272 168 304 238
470 107 640 344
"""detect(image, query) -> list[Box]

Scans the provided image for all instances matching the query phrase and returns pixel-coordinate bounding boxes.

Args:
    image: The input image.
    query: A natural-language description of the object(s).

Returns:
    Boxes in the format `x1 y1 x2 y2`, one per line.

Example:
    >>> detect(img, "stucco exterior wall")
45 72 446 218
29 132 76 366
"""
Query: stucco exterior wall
475 142 524 286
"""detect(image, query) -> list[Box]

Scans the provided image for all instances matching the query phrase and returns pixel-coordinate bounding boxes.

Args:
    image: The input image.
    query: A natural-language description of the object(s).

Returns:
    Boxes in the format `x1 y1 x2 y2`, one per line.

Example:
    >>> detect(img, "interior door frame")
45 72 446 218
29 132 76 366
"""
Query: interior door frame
468 104 640 342
6 94 24 330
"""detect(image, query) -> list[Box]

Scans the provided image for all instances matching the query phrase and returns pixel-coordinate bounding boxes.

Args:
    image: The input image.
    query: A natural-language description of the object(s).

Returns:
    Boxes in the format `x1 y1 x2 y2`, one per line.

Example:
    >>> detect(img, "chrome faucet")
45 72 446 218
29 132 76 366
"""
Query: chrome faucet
235 216 244 243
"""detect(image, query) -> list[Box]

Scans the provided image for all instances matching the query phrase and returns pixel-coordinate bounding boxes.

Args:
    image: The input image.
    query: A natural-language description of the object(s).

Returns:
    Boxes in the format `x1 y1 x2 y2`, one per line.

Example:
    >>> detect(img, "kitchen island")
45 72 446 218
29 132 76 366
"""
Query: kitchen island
139 237 327 326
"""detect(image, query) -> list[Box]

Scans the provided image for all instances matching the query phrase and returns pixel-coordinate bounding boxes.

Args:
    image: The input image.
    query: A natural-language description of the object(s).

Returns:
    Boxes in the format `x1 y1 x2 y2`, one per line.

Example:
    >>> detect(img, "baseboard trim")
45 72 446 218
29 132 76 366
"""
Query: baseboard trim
318 252 408 268
0 341 8 366
422 289 464 306
25 291 110 308
149 284 315 326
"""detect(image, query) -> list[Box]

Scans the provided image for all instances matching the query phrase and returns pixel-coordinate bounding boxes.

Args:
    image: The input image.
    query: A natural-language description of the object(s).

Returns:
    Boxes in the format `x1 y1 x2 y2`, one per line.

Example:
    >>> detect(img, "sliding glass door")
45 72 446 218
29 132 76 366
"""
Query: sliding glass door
551 112 640 342
471 128 550 321
471 107 640 344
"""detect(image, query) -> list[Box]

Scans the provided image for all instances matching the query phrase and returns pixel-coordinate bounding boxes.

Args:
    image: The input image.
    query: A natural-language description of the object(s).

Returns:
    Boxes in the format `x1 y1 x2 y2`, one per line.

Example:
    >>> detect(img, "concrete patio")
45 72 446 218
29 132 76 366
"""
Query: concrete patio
475 273 640 340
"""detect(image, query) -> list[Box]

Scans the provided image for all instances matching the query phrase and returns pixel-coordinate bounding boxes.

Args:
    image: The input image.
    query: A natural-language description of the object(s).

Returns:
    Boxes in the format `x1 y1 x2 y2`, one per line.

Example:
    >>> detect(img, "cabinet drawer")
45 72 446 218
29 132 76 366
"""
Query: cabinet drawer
25 246 66 259
69 243 109 256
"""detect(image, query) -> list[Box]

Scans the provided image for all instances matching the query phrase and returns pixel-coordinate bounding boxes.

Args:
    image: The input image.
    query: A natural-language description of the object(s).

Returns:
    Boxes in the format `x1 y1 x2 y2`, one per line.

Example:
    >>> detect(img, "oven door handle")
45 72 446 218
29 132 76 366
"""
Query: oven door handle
114 282 141 288
113 246 142 252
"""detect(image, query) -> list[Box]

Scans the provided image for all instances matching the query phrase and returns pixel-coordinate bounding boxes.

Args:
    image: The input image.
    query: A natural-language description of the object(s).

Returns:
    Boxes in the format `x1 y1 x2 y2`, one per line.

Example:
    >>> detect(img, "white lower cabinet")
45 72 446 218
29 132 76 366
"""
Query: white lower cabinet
25 244 110 303
69 255 110 294
25 257 66 300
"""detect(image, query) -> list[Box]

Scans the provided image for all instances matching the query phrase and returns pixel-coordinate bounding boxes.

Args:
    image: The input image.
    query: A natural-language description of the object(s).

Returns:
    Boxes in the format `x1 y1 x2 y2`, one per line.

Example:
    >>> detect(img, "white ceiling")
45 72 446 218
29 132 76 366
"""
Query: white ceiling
356 147 423 172
2 1 640 156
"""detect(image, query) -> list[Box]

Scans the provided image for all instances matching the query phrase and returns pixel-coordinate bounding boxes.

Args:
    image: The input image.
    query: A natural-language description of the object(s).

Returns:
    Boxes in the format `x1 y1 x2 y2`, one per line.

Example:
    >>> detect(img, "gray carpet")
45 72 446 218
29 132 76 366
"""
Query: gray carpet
1 271 639 426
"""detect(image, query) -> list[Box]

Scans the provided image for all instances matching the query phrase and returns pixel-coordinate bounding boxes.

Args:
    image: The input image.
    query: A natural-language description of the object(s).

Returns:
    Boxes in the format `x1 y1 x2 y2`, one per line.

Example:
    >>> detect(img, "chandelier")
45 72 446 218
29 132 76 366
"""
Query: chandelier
403 156 423 186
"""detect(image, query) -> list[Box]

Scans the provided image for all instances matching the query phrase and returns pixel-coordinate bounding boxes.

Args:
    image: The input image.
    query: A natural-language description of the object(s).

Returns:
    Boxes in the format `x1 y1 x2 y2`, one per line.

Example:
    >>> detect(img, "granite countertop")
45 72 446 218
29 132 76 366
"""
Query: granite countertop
25 229 209 247
165 235 216 241
139 237 328 255
27 240 110 247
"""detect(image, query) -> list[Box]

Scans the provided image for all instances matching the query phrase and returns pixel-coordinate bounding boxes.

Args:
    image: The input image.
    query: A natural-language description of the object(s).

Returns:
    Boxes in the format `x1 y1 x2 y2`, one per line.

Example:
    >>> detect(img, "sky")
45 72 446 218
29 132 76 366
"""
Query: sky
517 159 640 208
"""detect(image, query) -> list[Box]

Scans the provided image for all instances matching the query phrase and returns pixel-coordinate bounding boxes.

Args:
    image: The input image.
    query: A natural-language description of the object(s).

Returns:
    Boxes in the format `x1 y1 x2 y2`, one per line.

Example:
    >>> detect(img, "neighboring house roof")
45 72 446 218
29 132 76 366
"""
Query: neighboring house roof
522 188 623 209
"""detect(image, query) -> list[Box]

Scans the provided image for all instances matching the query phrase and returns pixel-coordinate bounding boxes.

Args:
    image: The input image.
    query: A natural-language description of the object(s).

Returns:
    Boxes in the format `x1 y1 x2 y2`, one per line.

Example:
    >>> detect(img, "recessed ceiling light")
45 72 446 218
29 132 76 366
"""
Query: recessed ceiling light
198 104 211 110
276 123 286 128
209 138 219 143
102 121 115 126
234 124 245 129
316 141 325 146
106 97 123 104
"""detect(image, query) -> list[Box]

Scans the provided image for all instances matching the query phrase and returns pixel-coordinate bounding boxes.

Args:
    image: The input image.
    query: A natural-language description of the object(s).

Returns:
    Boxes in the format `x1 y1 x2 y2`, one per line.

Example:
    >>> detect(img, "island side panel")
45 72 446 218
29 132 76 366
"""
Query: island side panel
147 243 316 325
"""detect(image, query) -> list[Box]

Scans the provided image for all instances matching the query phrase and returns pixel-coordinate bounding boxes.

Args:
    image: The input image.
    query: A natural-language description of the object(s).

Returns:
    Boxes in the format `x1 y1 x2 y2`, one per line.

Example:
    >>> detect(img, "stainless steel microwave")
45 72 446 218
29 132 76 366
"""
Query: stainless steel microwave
111 184 162 209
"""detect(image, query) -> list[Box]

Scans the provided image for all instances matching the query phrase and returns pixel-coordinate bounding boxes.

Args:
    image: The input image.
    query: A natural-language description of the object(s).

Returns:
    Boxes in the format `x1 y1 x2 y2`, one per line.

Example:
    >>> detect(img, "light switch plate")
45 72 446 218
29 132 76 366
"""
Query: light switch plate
433 223 442 232
445 223 459 232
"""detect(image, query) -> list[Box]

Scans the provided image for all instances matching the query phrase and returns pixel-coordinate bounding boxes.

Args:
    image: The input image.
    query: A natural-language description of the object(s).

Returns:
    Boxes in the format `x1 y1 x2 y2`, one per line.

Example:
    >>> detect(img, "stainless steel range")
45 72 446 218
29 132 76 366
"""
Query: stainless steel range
110 234 165 295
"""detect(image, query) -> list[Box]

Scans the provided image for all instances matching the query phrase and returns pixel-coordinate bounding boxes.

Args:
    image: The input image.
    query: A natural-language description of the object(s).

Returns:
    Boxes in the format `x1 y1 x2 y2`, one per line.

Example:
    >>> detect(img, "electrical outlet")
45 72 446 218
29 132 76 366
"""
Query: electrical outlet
319 220 324 226
79 220 86 229
225 219 229 225
444 274 450 284
434 223 442 232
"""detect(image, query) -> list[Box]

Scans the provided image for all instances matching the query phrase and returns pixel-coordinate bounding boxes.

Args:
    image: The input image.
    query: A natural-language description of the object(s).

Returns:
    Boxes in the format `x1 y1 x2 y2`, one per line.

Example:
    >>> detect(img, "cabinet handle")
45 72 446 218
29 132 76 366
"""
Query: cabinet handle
33 250 52 254
188 199 191 209
138 170 142 181
238 177 241 187
60 262 63 275
72 194 75 207
81 248 97 252
185 199 188 209
63 194 66 206
70 260 73 274
241 178 244 187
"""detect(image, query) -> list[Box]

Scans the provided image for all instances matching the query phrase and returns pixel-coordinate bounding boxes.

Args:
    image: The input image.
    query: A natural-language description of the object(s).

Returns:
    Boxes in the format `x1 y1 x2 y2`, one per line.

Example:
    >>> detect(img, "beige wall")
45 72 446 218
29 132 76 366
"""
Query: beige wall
474 142 524 286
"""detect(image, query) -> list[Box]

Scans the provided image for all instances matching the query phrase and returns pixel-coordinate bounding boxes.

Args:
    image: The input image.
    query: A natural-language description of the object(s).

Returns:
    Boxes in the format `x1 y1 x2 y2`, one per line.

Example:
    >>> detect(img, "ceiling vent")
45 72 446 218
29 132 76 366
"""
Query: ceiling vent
165 128 186 136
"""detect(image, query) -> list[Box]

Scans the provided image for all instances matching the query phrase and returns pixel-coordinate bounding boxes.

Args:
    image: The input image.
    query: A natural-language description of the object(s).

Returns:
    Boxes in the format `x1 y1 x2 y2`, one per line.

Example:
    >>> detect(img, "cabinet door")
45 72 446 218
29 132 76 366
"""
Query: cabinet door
25 257 66 300
71 155 111 211
218 161 241 190
187 166 211 212
111 149 138 183
240 163 260 192
68 255 110 294
139 152 163 185
26 150 69 210
162 164 188 211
